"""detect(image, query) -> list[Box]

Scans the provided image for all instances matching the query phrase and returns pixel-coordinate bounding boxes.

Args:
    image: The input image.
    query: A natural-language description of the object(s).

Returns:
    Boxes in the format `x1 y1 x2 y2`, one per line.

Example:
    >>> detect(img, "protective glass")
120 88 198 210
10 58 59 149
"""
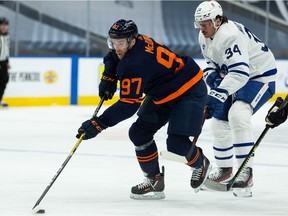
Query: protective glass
107 37 129 50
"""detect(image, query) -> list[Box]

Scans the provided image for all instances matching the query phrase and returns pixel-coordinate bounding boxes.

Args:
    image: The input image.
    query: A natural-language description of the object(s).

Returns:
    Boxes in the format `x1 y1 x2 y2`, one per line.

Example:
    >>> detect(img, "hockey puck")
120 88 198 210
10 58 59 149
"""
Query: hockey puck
36 209 45 214
32 206 45 214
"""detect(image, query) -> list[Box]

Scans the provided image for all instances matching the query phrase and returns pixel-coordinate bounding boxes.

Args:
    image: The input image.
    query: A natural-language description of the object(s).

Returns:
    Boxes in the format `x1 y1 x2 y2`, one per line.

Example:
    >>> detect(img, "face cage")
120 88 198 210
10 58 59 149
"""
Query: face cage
107 36 133 50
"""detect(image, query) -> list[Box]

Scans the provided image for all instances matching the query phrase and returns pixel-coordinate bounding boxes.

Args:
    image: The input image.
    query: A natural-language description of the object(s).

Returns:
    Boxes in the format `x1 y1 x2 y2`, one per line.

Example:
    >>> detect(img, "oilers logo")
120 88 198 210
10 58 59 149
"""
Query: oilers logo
43 70 58 84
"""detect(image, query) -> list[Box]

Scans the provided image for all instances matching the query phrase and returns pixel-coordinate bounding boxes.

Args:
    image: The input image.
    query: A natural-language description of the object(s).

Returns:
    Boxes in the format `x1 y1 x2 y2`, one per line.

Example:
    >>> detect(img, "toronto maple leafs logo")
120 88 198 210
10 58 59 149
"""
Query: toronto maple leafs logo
213 61 229 78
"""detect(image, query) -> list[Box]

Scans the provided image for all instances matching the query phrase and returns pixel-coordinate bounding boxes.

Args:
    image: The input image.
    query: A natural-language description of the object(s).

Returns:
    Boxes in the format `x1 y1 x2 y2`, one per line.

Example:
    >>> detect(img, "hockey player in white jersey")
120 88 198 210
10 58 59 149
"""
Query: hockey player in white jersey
194 1 277 197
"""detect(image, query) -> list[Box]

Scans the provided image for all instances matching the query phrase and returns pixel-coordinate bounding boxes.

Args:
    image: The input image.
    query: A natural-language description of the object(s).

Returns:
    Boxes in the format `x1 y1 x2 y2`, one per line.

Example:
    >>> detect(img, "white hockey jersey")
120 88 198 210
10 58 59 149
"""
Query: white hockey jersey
199 20 277 95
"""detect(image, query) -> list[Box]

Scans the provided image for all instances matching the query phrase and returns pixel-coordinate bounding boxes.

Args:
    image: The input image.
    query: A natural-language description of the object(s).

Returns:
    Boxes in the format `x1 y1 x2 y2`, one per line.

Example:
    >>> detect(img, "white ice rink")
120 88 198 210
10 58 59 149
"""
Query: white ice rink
1 103 287 216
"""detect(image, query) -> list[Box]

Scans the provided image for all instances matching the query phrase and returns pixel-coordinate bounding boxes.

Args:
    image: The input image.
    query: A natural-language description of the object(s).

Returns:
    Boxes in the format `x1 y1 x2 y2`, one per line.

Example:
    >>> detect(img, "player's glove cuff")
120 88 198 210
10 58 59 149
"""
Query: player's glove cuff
208 88 228 103
99 74 118 100
76 117 107 140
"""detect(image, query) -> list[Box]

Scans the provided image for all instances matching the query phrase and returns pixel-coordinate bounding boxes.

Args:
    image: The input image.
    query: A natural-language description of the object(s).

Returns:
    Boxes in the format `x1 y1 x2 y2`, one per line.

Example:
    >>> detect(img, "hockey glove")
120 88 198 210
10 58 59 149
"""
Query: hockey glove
206 88 229 119
204 71 222 88
99 73 117 100
76 116 107 140
265 97 288 128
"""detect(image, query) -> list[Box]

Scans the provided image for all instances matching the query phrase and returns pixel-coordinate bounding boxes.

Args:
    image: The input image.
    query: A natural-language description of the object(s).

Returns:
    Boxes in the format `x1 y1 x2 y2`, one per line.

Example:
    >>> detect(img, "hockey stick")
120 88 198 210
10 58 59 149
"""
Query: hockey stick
32 97 105 211
160 108 208 164
204 95 288 191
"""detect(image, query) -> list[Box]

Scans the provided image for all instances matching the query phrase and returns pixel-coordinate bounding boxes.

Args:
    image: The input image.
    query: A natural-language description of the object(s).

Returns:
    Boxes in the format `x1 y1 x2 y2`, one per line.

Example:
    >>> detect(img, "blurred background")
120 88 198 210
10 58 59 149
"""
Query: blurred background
1 0 287 107
1 0 288 58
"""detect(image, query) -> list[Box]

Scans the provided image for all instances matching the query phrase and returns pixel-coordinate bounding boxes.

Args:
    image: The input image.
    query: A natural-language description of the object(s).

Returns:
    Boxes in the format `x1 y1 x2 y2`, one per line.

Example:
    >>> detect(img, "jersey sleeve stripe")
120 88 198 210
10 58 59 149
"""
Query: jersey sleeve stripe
229 70 249 77
120 98 143 104
153 69 203 105
203 67 214 72
228 62 249 69
250 68 277 80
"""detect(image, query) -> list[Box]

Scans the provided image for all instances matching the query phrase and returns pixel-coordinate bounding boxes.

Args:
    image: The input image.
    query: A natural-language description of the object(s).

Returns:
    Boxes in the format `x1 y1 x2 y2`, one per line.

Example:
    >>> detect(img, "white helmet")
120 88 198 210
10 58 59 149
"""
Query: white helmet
194 1 223 28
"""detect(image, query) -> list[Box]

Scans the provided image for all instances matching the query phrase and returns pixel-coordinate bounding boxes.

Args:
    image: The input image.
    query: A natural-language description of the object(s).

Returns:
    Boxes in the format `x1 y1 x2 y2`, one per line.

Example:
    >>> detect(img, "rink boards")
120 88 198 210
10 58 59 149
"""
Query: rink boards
3 57 288 106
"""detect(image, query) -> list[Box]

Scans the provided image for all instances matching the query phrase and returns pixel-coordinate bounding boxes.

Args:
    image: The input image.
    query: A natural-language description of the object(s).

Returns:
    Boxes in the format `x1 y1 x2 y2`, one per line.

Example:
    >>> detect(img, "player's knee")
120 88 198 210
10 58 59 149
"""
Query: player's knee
129 121 153 146
166 134 191 155
210 118 230 137
229 101 252 129
129 122 140 145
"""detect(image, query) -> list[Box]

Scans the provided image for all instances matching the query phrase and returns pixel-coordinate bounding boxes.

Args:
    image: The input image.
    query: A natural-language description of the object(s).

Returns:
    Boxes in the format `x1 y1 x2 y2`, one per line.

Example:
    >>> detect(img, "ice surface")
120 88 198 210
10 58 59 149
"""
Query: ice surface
0 103 287 216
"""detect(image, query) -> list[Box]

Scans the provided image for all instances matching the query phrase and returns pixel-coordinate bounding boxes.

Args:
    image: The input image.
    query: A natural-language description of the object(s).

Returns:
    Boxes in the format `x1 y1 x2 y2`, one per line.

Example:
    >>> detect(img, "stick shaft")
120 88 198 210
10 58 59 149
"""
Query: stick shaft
32 135 84 209
186 108 208 160
279 94 288 109
32 97 105 210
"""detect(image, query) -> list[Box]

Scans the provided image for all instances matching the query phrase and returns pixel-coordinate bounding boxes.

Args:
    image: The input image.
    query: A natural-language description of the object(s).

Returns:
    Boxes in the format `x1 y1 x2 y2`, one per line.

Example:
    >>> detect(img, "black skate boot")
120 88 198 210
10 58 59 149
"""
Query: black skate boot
232 167 253 198
208 167 233 184
190 155 212 193
130 166 165 200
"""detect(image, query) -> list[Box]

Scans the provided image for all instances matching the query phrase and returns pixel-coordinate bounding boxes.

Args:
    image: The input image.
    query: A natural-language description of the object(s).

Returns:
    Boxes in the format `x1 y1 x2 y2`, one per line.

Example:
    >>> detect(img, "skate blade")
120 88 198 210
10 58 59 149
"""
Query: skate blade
200 184 209 191
233 187 253 198
203 178 233 191
211 175 234 184
130 191 165 200
200 183 232 192
194 164 212 193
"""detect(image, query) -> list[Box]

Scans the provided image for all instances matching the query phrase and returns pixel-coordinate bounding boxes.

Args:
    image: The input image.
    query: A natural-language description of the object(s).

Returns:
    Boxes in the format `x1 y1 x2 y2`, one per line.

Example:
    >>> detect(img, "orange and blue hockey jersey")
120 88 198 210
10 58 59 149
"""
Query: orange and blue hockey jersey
98 35 203 127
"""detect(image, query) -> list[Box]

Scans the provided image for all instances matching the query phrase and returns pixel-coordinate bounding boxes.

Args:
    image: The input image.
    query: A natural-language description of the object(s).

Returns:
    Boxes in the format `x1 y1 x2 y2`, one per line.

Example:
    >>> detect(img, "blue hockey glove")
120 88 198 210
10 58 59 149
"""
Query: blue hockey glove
204 70 223 88
265 97 288 128
76 116 107 140
99 74 117 100
213 76 223 88
206 88 229 119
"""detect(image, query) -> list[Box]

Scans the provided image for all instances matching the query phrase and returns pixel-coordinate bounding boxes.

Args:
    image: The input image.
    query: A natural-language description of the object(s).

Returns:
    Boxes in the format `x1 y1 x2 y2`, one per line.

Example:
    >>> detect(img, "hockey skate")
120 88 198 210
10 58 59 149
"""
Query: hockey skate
190 155 212 193
232 167 253 198
130 166 165 200
208 167 233 184
202 167 233 191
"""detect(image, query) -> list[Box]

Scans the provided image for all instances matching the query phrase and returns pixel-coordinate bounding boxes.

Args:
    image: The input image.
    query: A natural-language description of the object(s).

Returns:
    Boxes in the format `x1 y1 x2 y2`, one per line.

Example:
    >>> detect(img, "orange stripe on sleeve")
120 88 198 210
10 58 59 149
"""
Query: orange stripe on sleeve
120 98 143 104
153 69 203 105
